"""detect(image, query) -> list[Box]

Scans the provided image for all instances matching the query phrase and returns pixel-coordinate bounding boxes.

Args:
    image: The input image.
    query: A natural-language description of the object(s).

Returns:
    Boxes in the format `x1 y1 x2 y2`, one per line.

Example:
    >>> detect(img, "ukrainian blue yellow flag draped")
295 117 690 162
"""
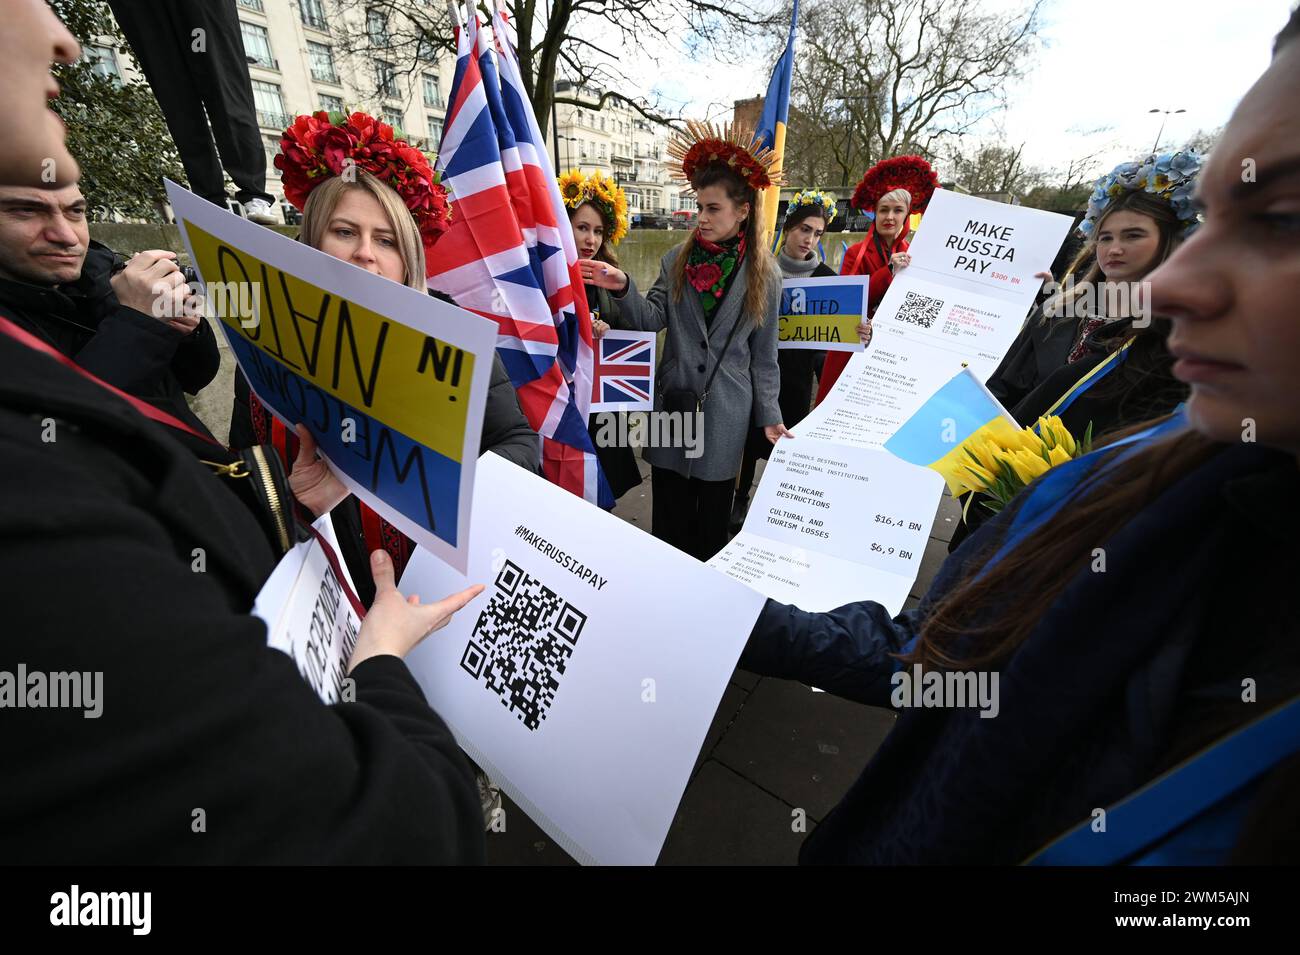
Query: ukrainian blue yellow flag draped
756 0 799 248
885 368 1021 495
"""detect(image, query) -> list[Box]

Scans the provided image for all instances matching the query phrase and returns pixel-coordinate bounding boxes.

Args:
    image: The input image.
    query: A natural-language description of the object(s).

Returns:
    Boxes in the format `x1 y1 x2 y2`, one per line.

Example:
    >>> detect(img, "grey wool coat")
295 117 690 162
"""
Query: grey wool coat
614 245 782 481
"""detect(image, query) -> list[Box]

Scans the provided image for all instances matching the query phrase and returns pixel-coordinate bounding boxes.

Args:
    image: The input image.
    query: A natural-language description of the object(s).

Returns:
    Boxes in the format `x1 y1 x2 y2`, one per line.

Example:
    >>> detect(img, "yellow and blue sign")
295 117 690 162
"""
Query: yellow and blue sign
182 215 483 555
778 276 867 351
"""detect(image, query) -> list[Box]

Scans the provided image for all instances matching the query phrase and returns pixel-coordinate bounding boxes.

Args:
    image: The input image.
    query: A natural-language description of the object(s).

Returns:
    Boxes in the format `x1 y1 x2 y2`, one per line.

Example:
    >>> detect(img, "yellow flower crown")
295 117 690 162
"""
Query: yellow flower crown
558 169 630 246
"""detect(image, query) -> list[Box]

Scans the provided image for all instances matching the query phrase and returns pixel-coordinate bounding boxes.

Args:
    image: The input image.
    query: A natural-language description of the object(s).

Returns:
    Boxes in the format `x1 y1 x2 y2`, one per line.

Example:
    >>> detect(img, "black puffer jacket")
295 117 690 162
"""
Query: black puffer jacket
0 311 486 863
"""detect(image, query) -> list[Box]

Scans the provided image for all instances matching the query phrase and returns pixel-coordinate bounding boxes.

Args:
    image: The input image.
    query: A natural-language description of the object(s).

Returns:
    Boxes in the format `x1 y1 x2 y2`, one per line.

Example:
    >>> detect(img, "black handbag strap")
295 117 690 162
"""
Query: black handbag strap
700 301 746 404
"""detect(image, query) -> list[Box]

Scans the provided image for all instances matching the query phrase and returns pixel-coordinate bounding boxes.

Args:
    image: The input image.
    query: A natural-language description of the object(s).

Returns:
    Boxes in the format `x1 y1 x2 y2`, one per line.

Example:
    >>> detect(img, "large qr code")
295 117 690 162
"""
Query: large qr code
460 560 586 730
896 290 943 329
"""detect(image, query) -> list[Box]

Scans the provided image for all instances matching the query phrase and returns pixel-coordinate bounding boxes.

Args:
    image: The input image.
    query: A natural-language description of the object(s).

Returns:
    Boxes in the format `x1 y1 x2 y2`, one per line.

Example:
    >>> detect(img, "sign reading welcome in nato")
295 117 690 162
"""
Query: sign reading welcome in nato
166 180 499 573
778 275 869 352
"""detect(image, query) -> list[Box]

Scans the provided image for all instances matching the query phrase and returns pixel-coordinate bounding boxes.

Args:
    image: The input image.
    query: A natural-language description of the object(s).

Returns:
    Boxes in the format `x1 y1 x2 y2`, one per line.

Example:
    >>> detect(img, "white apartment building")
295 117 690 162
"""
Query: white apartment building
548 81 689 219
88 0 454 224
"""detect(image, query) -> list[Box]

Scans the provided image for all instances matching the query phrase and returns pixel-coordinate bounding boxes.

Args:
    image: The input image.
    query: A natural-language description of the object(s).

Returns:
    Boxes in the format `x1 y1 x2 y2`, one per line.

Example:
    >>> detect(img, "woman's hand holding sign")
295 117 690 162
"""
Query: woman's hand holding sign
764 423 794 445
289 423 350 517
348 551 485 671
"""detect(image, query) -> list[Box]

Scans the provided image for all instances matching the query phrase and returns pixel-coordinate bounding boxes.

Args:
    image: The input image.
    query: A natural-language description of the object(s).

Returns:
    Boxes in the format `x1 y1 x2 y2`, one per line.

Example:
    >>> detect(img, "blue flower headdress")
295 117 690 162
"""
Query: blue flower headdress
1079 150 1203 238
786 188 839 226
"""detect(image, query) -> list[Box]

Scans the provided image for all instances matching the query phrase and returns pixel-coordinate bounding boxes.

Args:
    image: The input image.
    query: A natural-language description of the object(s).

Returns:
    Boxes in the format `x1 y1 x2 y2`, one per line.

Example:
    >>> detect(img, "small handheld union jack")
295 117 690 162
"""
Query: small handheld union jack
591 331 656 413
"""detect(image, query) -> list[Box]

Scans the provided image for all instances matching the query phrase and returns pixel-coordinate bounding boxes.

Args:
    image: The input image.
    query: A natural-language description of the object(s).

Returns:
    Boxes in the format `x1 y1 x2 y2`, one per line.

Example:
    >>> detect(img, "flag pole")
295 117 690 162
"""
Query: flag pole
756 1 799 251
759 123 786 251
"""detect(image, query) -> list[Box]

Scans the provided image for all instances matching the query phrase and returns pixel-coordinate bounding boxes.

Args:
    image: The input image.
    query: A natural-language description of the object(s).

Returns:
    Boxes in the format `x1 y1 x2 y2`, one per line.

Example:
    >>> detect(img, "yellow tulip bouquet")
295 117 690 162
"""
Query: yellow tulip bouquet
958 416 1093 513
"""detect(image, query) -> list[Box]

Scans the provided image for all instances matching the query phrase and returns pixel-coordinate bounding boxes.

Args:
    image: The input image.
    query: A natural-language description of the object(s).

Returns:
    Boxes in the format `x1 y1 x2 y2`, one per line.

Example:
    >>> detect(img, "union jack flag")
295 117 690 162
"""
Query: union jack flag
592 333 655 412
430 3 611 507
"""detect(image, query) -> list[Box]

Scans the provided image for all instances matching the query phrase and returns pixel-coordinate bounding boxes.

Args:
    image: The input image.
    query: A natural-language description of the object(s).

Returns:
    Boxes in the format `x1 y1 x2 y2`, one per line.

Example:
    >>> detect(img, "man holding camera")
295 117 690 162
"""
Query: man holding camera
0 181 220 438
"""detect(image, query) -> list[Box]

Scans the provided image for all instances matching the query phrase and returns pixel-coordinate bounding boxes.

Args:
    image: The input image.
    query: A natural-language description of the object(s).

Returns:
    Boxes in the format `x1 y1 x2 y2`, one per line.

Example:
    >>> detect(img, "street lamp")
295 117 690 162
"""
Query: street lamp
1149 108 1186 154
557 134 580 170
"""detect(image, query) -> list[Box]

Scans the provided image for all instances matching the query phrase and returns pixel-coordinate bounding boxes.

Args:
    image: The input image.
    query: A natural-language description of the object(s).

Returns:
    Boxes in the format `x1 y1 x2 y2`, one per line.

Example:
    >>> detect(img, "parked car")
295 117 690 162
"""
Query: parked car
632 212 672 230
844 211 874 232
670 210 696 230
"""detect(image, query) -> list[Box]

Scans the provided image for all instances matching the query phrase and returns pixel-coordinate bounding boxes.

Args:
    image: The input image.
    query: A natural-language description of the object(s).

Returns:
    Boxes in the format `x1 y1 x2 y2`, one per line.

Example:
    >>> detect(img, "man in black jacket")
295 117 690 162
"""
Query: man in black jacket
0 182 221 437
0 319 487 863
0 0 487 866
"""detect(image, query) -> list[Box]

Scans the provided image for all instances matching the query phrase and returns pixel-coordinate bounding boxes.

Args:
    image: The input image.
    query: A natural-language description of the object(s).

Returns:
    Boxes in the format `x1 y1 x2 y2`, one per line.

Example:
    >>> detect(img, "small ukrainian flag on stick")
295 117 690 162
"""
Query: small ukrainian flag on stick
884 368 1023 497
886 367 1094 505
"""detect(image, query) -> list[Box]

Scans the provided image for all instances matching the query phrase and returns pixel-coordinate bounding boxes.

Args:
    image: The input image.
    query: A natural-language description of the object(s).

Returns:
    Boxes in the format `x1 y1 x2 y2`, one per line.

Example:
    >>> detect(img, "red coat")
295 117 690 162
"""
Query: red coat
813 227 909 406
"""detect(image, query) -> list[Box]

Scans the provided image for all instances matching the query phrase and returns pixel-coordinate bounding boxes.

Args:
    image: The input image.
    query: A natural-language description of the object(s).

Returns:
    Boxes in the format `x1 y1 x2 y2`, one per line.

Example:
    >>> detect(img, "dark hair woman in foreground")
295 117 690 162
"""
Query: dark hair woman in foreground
741 10 1300 864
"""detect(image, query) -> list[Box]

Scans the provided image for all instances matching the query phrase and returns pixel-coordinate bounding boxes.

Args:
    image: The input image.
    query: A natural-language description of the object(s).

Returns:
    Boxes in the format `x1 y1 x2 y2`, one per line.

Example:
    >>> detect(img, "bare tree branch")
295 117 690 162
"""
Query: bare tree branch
327 0 778 139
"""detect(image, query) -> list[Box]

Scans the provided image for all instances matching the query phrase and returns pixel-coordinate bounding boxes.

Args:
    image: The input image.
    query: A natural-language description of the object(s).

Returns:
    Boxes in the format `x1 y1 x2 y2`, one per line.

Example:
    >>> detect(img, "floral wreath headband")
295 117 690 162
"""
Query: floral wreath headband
850 155 940 214
558 169 630 246
1079 150 1203 239
274 111 452 256
785 188 838 227
666 119 786 193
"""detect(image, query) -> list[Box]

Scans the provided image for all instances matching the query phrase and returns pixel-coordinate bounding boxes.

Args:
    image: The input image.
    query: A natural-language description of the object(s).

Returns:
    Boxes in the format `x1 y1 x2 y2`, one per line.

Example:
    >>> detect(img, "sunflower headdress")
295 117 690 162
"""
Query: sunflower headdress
1079 150 1202 238
274 110 452 258
785 188 839 227
666 120 786 192
850 155 940 214
558 168 630 245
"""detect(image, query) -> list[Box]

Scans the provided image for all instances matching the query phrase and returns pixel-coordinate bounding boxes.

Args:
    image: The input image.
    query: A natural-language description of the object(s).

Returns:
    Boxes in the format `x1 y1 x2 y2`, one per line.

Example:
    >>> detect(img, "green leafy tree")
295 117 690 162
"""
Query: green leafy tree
48 0 187 221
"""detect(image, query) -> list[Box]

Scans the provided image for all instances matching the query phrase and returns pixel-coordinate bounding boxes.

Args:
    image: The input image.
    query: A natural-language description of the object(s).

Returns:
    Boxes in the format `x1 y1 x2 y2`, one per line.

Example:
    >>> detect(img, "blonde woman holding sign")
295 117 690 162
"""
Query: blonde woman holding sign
231 111 539 596
814 156 940 405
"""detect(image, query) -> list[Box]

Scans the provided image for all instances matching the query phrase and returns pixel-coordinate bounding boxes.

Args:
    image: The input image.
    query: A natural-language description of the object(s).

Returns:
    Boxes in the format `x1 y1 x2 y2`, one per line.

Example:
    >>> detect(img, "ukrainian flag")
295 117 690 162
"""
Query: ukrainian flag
885 368 1021 496
756 0 798 248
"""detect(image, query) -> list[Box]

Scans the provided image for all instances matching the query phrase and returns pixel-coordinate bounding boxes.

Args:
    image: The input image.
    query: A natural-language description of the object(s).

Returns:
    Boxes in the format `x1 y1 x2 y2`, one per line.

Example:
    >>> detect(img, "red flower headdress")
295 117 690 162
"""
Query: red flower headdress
666 120 786 192
850 155 940 213
273 111 452 258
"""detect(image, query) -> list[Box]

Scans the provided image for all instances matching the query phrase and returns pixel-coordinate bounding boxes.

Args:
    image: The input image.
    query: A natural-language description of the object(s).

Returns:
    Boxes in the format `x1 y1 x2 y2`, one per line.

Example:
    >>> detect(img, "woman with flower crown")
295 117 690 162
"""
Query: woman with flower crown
813 155 940 405
557 168 642 503
946 153 1202 550
739 13 1300 862
731 188 840 531
583 121 789 560
236 111 541 829
986 152 1201 412
229 111 540 596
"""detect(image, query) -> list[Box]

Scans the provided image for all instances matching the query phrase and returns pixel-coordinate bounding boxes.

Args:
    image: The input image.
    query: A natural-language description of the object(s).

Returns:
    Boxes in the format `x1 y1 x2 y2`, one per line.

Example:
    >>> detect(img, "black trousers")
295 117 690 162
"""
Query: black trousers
109 0 272 207
651 466 735 562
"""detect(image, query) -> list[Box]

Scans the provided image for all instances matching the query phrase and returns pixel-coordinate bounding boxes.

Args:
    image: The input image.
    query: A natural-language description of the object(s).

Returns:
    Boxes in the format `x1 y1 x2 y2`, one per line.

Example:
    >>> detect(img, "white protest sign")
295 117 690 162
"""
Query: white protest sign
399 453 766 865
799 192 1073 449
167 180 498 574
254 516 364 704
905 188 1075 300
709 437 943 614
